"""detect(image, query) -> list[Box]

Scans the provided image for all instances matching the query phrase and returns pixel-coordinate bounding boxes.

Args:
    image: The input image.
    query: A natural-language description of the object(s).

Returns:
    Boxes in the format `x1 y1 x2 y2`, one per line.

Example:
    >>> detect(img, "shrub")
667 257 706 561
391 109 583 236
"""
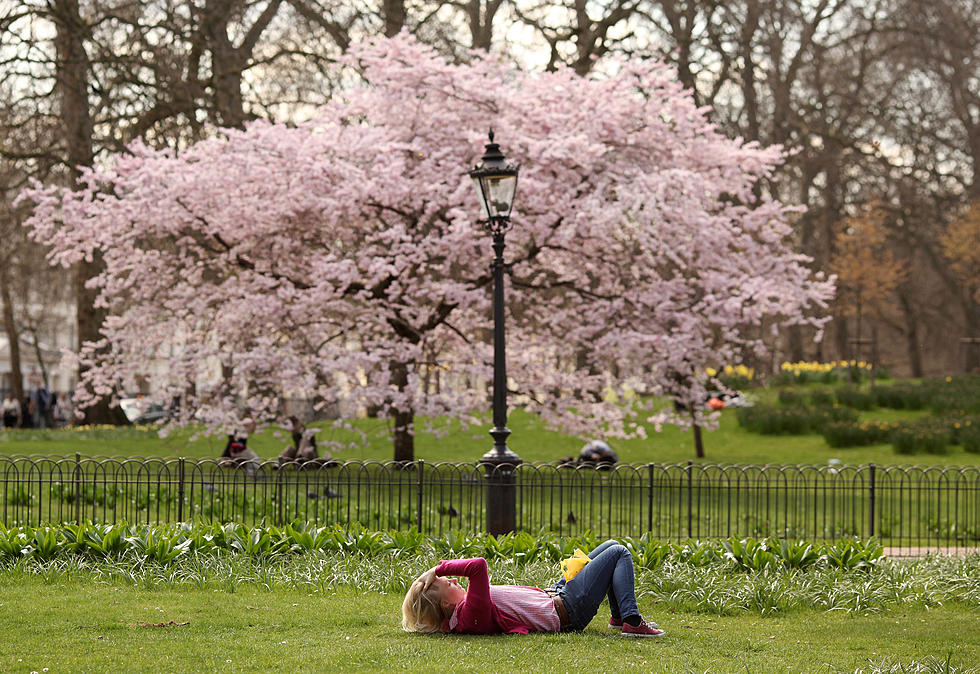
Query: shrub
835 386 876 411
821 420 896 448
809 388 835 407
737 404 856 435
811 405 860 425
778 388 805 406
955 419 980 453
872 384 927 410
891 421 952 455
925 374 980 415
736 405 811 434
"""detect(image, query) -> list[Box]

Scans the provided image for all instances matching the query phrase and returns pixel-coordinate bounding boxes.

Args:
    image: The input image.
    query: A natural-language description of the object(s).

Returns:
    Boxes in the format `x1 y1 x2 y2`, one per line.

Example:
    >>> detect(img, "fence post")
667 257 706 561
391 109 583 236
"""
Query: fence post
868 463 876 538
686 460 693 538
647 463 654 535
177 458 185 522
74 452 82 525
276 462 284 526
416 460 424 533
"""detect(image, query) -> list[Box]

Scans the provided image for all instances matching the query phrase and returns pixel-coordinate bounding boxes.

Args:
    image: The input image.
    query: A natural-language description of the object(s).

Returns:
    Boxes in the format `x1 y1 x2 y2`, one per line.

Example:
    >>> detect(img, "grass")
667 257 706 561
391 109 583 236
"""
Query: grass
0 572 977 673
2 402 978 467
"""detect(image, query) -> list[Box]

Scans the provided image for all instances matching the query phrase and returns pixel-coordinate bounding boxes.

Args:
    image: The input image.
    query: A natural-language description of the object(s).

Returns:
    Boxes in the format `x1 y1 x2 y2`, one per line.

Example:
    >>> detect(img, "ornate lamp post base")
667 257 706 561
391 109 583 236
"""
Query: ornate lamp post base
481 426 521 535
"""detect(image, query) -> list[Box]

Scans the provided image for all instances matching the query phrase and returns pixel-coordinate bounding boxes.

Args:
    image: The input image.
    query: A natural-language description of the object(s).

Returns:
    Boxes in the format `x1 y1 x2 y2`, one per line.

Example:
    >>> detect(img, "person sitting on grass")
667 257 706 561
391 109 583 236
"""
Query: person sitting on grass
401 539 664 638
219 417 261 476
277 416 320 465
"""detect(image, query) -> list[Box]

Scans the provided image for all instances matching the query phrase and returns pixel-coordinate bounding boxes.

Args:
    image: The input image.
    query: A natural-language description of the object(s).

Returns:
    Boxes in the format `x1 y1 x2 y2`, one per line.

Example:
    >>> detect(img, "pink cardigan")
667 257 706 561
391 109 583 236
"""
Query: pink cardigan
435 557 542 635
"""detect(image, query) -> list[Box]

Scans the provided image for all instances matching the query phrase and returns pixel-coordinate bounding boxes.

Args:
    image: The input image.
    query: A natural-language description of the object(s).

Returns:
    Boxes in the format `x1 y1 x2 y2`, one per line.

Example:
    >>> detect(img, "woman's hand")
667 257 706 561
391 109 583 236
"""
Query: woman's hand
420 566 439 591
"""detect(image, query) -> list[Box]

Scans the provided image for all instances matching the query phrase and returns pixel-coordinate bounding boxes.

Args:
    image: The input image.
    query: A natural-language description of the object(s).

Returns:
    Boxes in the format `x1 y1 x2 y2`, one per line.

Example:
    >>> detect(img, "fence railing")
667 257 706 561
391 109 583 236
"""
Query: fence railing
1 455 977 553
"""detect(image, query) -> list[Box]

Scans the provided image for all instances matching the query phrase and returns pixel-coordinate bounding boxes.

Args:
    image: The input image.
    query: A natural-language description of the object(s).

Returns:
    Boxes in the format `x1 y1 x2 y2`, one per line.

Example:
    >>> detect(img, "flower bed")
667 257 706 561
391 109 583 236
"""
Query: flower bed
774 360 876 386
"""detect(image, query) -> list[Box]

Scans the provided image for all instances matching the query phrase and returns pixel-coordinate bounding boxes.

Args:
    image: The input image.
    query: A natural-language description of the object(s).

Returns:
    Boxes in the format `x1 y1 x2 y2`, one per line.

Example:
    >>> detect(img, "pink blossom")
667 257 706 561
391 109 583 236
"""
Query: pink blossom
21 34 833 446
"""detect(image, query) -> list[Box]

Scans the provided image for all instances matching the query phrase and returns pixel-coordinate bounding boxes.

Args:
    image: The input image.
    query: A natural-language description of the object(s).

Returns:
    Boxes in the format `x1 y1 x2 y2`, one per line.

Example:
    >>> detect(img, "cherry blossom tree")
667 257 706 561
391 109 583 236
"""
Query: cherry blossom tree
22 34 834 461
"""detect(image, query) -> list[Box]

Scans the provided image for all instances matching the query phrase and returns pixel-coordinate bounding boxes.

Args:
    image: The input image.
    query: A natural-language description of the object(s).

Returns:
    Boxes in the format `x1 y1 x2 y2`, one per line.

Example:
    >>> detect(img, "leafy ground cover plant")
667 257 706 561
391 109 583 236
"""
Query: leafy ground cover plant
0 522 898 576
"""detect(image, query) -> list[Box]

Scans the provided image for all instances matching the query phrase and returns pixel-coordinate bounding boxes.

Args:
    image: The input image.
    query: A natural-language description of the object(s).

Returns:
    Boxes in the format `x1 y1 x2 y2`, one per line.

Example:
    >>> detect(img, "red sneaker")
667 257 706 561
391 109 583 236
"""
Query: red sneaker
621 619 665 638
611 616 658 630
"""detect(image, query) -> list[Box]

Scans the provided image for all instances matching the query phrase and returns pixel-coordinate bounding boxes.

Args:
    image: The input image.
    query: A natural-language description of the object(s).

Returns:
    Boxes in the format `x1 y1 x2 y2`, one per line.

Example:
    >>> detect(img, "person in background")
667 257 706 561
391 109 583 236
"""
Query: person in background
31 386 52 429
219 417 261 474
561 440 619 469
578 440 619 467
2 393 21 429
52 393 71 427
278 416 319 465
23 394 34 428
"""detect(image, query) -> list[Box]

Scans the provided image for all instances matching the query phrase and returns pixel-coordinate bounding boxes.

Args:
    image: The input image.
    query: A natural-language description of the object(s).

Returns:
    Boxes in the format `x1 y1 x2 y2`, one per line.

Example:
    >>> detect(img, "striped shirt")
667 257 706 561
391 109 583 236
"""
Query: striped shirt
488 585 561 632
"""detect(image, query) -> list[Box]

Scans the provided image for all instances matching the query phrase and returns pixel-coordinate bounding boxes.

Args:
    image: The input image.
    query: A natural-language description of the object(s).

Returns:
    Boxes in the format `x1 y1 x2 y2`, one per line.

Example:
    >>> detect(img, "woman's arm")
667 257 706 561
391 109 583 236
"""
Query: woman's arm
435 558 491 604
435 557 494 632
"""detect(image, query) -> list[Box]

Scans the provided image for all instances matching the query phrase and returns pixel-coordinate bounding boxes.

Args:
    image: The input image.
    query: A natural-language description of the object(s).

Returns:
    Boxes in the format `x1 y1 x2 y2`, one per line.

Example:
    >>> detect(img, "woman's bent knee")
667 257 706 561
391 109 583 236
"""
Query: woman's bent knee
607 543 628 557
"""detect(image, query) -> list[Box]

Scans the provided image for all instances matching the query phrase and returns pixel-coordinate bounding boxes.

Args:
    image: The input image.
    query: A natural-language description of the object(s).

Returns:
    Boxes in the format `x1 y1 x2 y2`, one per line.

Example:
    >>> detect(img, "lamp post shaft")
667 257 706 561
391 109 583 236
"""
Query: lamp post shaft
482 226 520 536
492 232 508 434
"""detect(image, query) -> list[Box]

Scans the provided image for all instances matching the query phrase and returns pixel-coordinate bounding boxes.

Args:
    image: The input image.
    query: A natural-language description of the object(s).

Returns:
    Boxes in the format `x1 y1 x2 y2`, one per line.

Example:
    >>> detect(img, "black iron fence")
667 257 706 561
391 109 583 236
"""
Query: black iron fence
1 455 977 553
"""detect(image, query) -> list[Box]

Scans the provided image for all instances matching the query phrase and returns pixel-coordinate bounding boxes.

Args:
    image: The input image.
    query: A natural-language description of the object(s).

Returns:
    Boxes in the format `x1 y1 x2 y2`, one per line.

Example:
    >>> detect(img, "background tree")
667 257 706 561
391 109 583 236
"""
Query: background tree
941 201 980 370
829 201 908 376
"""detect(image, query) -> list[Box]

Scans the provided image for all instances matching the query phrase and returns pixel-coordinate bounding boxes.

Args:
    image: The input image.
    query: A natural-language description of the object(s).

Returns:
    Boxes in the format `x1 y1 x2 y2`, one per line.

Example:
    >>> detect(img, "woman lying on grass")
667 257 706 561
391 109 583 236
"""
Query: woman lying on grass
401 540 665 637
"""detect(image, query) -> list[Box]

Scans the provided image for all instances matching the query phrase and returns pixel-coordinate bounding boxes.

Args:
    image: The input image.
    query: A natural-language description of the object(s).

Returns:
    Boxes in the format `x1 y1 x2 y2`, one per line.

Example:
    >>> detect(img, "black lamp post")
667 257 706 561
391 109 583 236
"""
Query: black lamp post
469 129 522 535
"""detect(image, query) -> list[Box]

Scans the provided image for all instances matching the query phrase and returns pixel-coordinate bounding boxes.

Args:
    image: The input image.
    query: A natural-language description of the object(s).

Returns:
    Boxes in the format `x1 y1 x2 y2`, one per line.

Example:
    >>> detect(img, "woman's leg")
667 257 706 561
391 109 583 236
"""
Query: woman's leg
559 543 639 631
585 540 623 617
585 539 620 559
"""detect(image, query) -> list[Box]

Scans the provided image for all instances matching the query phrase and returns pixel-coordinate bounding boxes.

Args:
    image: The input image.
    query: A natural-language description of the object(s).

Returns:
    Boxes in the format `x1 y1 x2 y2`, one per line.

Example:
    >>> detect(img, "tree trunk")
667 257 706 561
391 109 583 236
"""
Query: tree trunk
382 0 406 37
389 359 414 462
26 327 50 390
834 314 849 362
965 302 980 373
466 0 499 50
0 265 24 403
897 291 923 377
870 323 878 388
203 0 247 128
785 324 805 363
692 422 705 459
53 0 120 424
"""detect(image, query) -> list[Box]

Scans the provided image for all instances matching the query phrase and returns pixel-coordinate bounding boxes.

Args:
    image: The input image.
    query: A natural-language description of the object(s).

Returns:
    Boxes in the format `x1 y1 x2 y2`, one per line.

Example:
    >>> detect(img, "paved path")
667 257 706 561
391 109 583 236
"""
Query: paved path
883 547 977 558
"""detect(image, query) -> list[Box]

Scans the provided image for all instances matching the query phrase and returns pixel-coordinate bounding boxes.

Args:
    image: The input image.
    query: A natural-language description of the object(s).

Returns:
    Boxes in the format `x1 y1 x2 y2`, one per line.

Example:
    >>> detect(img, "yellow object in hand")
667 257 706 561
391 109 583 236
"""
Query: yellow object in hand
560 548 592 581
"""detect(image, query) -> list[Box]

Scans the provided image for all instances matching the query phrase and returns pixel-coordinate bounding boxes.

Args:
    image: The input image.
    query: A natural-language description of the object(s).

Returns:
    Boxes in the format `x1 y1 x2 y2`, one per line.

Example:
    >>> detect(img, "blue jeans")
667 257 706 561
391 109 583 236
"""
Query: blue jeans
553 540 639 631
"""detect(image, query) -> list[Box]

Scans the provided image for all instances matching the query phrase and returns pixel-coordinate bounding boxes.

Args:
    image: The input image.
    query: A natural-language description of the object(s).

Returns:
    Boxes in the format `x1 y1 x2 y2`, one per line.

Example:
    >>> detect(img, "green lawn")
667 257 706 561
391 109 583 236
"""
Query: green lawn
0 576 976 673
1 402 975 467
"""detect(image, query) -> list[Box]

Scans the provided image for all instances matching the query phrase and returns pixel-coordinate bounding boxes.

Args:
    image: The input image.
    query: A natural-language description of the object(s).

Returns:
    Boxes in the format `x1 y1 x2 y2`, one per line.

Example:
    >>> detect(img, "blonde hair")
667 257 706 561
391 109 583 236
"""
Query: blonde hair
401 577 446 633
